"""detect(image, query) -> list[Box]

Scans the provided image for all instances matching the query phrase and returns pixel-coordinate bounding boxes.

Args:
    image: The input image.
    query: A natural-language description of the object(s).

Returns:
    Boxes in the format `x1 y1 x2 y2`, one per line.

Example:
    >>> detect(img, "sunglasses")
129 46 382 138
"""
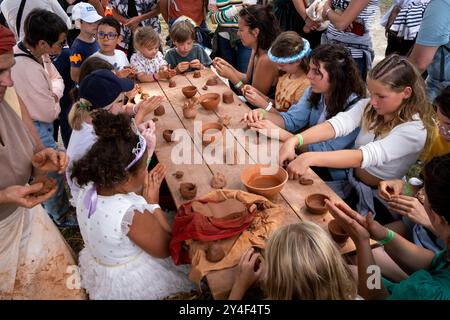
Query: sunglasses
97 31 119 40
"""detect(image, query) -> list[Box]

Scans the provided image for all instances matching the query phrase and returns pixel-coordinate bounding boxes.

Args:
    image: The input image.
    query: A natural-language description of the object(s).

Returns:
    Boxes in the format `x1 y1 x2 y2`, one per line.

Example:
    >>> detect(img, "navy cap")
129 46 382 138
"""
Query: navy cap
79 69 134 109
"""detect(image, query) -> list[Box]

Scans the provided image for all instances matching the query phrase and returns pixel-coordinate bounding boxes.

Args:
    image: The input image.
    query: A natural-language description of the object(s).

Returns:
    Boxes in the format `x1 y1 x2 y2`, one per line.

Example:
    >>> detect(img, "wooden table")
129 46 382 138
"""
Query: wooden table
140 68 369 299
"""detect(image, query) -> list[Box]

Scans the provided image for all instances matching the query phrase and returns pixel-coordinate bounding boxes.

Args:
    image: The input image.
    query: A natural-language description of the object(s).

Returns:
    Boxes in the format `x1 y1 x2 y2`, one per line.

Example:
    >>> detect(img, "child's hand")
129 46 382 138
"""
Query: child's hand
138 119 156 158
243 109 264 123
116 67 135 78
378 179 404 201
285 152 312 180
176 61 190 73
135 95 164 125
125 84 139 100
231 247 264 298
242 85 268 108
190 59 202 70
388 195 433 231
143 163 167 204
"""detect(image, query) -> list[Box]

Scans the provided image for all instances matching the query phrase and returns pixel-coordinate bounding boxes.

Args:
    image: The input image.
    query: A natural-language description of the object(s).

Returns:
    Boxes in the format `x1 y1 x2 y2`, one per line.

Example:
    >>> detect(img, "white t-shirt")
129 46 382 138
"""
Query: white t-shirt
91 50 129 70
327 102 427 180
66 122 96 206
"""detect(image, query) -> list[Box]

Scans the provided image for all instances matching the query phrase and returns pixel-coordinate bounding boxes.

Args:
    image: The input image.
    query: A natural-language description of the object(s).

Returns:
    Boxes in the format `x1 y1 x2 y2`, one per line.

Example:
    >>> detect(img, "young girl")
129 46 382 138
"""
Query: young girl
130 26 174 83
71 110 194 299
229 222 358 300
242 31 310 113
279 54 434 219
327 153 450 300
213 4 280 106
246 44 367 182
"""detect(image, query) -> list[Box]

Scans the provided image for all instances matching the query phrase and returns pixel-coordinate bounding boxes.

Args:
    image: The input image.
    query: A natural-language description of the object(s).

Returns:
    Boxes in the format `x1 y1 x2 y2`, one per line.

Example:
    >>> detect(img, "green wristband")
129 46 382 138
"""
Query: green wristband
234 80 244 89
296 133 303 147
261 109 267 119
378 228 394 245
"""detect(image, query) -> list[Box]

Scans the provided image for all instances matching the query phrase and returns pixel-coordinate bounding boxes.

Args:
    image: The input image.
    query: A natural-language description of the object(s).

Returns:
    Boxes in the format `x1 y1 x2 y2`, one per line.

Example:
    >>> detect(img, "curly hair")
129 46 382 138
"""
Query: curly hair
309 44 366 119
434 85 450 119
71 110 146 189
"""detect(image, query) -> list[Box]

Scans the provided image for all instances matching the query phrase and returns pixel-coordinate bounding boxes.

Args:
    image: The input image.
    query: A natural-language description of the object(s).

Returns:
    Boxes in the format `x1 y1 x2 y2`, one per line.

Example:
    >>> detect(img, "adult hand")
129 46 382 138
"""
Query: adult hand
124 16 141 31
138 119 156 158
142 163 167 204
0 183 57 208
190 59 202 70
243 108 264 123
213 58 235 79
388 195 433 230
32 148 69 174
176 61 190 73
378 179 404 201
278 136 298 168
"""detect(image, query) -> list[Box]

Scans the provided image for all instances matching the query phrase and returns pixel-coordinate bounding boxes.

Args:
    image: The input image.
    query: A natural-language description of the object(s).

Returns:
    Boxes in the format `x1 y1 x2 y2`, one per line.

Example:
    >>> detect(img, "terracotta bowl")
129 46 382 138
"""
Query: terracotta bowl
198 93 220 110
328 219 349 244
240 164 288 198
201 122 224 146
182 85 198 98
305 193 330 215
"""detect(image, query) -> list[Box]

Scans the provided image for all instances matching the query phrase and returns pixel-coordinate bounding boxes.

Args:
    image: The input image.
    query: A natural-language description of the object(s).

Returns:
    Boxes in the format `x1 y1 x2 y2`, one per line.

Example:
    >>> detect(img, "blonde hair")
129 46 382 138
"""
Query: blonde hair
364 54 435 141
68 98 93 131
262 222 357 300
133 26 161 49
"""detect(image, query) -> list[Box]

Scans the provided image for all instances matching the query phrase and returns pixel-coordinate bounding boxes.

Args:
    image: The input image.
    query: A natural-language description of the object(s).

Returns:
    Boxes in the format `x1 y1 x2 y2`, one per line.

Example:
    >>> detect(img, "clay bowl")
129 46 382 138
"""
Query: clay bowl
240 164 288 199
305 193 330 215
198 93 220 110
182 85 198 98
328 219 349 244
201 122 224 146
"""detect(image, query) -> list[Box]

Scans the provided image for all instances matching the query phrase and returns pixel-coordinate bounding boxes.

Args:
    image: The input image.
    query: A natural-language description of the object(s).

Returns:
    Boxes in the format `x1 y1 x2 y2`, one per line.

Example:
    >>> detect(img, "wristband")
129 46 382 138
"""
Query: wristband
296 133 303 147
265 101 273 111
234 80 244 89
378 228 394 245
261 109 267 119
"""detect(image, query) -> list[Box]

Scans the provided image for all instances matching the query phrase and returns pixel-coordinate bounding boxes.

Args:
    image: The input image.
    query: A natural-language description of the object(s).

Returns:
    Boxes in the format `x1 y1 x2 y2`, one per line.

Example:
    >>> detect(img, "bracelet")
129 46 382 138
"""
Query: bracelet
296 133 303 147
265 101 273 111
378 228 394 245
261 109 267 119
234 80 244 90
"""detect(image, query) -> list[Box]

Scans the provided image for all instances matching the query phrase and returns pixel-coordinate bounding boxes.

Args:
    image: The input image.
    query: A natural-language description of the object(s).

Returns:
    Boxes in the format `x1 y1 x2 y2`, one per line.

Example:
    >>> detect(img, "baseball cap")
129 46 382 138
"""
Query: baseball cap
72 2 102 23
79 69 134 109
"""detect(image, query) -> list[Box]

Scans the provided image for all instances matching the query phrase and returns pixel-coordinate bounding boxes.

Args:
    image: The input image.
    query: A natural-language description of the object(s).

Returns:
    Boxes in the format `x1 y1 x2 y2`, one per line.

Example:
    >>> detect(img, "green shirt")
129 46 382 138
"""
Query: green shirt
385 250 450 300
164 44 212 71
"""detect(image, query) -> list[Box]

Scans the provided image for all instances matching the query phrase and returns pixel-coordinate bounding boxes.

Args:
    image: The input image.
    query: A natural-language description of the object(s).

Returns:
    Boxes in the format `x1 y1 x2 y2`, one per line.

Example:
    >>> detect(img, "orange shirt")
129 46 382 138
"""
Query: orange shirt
169 0 205 25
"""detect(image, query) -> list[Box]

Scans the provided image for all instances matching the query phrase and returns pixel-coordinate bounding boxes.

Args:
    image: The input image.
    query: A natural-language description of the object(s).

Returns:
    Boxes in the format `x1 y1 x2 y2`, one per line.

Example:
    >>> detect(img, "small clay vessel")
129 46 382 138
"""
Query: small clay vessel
206 76 218 86
173 171 184 179
154 105 165 116
180 182 197 200
299 177 314 185
169 79 176 88
182 85 197 98
328 219 349 244
163 129 173 142
193 70 201 78
211 172 226 189
222 91 234 104
201 122 224 146
198 93 220 110
183 107 197 119
202 85 208 91
152 117 158 122
305 193 330 215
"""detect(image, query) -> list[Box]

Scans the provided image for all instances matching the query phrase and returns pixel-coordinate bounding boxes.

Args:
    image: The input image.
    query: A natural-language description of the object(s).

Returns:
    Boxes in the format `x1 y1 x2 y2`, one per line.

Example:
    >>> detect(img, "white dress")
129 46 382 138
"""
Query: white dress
76 186 195 299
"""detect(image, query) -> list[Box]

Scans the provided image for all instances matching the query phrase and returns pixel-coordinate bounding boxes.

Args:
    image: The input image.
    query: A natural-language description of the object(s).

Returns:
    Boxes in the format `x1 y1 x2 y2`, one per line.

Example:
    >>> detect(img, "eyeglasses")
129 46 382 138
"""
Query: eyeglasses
97 31 118 40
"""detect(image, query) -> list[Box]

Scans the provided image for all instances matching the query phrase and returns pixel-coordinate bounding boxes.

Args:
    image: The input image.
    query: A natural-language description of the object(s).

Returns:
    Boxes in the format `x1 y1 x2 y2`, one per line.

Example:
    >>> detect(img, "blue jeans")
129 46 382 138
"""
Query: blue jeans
354 57 368 82
33 121 70 221
217 35 252 73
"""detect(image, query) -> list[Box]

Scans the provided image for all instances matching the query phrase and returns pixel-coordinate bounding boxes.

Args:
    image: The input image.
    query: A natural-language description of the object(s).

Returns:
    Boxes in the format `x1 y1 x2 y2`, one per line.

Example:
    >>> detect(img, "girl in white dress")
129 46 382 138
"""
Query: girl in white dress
70 110 194 299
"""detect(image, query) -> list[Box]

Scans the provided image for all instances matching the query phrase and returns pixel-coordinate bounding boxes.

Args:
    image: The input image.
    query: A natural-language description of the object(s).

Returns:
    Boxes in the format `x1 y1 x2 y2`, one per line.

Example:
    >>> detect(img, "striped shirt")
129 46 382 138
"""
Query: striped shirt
209 0 242 28
389 1 430 40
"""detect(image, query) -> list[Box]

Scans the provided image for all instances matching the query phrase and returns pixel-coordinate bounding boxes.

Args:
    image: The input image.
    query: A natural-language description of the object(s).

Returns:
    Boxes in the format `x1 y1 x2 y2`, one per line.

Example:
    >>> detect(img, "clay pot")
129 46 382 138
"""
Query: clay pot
201 122 224 146
154 105 165 116
240 164 288 198
173 170 184 179
183 107 197 119
163 129 173 142
169 79 176 88
206 76 218 86
198 93 220 110
211 172 226 189
299 177 314 185
222 91 234 104
182 85 198 98
193 70 201 78
305 193 330 215
328 219 349 244
180 182 197 200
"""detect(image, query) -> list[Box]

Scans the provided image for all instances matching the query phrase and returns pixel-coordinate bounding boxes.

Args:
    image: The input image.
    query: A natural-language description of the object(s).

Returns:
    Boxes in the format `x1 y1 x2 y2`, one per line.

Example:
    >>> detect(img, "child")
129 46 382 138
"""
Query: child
130 26 173 83
69 2 102 83
66 69 162 206
245 44 367 183
327 153 450 300
279 54 435 220
242 31 310 113
91 17 131 73
71 110 194 299
229 222 358 300
164 17 213 73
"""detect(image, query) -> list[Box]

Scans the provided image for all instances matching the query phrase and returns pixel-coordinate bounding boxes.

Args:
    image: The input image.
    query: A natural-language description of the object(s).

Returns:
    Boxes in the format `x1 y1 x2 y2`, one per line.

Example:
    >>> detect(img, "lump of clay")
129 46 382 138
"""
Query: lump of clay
163 129 173 142
193 70 201 78
154 105 165 116
152 117 158 122
202 85 208 91
173 171 184 179
299 177 314 185
222 91 234 104
169 79 176 88
30 176 57 197
211 172 226 189
205 242 225 262
206 76 218 86
218 114 231 126
180 182 197 200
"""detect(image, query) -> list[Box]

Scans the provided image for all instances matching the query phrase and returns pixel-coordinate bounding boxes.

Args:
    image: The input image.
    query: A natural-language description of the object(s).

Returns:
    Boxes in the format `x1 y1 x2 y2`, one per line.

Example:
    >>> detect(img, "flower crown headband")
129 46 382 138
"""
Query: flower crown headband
268 38 311 64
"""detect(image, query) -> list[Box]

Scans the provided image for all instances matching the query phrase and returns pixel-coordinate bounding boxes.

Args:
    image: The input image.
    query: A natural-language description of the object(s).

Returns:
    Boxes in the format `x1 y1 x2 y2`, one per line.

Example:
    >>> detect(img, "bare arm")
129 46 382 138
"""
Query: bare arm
408 44 438 74
325 0 370 31
87 0 105 16
292 0 308 20
251 54 278 96
70 67 80 83
111 8 128 24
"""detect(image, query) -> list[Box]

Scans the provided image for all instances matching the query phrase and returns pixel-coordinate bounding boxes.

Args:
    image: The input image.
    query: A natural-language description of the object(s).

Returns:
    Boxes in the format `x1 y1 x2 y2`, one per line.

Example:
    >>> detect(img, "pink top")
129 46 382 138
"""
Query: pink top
11 46 64 123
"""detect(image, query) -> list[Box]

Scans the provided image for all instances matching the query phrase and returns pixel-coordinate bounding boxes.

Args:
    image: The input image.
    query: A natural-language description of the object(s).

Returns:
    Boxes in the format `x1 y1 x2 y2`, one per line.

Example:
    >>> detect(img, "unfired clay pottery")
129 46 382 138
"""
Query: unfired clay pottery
169 79 176 88
193 70 201 78
154 105 165 116
182 85 197 98
182 98 198 119
328 219 349 244
299 177 314 185
240 164 288 198
198 93 220 110
202 85 208 91
222 91 234 104
163 129 173 142
180 182 197 200
201 122 224 146
152 117 158 122
206 76 218 86
305 193 330 215
173 171 184 179
211 172 226 189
